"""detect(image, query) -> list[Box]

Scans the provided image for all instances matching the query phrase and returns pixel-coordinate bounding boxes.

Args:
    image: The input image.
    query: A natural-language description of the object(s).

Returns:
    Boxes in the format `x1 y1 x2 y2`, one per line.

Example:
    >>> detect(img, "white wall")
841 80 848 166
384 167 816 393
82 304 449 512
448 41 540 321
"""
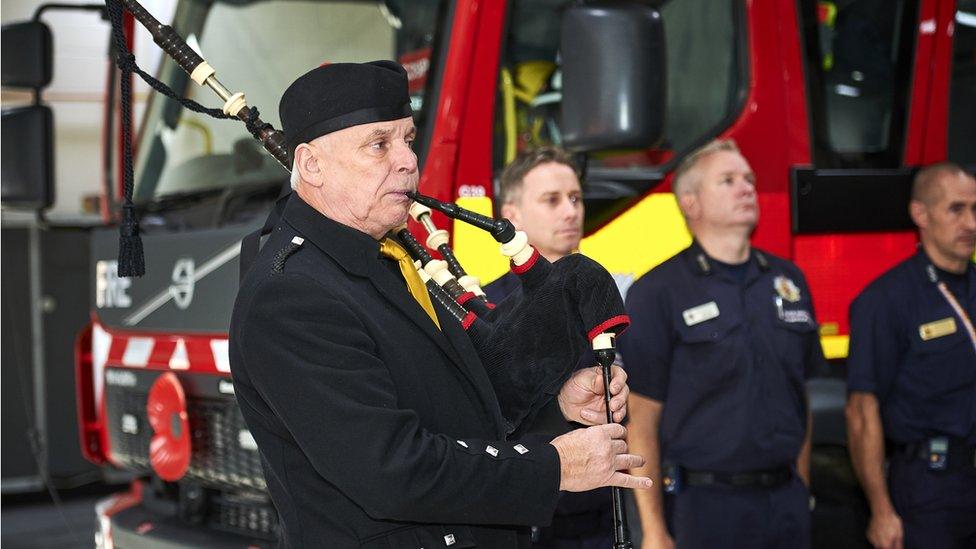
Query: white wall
2 0 174 219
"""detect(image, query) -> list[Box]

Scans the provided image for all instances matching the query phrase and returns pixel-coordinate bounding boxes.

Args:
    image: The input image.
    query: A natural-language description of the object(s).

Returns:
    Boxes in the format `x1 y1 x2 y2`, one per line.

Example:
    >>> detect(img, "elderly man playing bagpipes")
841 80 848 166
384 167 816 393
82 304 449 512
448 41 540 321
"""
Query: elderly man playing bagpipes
228 61 650 548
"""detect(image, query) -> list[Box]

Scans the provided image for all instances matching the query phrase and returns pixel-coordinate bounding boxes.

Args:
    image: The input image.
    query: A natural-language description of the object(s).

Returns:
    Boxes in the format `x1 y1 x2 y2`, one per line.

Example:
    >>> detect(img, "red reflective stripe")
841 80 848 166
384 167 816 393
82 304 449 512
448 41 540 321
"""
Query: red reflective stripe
461 311 477 330
587 315 631 342
457 291 476 305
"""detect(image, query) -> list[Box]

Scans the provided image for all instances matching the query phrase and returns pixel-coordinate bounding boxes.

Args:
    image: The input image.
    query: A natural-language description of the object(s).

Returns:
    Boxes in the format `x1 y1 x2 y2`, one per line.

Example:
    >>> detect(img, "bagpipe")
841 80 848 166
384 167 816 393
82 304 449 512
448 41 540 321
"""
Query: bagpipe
108 0 633 545
401 193 633 548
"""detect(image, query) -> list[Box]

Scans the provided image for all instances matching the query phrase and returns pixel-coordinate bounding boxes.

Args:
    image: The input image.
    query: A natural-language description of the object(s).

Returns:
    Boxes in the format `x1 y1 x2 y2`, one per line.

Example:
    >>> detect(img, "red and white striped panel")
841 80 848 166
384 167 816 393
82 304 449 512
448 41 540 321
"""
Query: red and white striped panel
94 321 231 374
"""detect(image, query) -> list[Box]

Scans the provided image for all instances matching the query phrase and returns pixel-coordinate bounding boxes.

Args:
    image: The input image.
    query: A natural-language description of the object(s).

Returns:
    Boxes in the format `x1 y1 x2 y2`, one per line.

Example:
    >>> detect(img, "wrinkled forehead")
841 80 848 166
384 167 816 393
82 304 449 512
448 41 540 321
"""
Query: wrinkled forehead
314 116 416 148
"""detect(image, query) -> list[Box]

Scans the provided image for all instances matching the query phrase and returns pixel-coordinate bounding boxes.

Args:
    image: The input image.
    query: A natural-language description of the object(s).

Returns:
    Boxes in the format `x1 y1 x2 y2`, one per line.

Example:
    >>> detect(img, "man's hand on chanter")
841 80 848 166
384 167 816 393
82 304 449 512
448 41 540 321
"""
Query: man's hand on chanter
551 423 652 492
557 365 629 425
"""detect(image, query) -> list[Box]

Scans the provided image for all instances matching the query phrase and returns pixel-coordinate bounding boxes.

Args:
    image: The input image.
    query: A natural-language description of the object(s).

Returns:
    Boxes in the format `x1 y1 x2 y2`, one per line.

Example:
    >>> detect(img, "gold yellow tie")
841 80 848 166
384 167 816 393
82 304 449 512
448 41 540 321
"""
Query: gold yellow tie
379 238 441 330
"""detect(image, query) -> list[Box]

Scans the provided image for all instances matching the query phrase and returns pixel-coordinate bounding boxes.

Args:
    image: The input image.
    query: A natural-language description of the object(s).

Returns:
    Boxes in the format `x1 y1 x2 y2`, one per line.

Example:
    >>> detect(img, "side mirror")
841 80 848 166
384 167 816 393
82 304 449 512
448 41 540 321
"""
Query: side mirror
1 21 54 89
2 105 55 210
560 3 666 151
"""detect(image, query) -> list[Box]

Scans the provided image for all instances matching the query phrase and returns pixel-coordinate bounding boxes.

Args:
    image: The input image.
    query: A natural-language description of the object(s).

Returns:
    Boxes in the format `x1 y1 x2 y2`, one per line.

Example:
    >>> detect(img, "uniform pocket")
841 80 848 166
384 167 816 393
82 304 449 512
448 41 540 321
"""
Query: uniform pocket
773 318 817 375
360 524 477 549
673 317 742 388
904 328 975 399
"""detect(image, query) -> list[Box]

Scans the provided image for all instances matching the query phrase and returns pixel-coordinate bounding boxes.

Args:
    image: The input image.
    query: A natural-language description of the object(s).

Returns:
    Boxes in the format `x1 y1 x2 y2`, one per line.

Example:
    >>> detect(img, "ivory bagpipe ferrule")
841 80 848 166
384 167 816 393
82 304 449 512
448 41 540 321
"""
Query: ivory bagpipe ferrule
395 228 492 317
408 202 488 301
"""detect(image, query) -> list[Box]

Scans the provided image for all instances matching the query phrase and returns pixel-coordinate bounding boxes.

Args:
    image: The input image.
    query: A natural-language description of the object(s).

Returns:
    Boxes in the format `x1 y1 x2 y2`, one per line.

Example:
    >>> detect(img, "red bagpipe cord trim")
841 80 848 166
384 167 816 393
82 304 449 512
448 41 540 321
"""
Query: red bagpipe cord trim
587 315 631 341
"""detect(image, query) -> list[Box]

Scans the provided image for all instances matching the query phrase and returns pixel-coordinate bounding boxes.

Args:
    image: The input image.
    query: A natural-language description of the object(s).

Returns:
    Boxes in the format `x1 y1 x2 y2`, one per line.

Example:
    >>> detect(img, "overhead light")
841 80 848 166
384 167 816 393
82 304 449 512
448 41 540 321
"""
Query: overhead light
957 10 976 28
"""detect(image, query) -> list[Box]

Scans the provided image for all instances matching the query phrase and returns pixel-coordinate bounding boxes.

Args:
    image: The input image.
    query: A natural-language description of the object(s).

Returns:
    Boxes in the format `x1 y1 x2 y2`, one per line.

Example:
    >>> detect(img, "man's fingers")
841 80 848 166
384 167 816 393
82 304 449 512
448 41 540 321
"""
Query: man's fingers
613 453 645 470
608 471 653 489
610 392 628 411
610 366 627 394
610 439 627 454
612 407 627 423
600 422 627 439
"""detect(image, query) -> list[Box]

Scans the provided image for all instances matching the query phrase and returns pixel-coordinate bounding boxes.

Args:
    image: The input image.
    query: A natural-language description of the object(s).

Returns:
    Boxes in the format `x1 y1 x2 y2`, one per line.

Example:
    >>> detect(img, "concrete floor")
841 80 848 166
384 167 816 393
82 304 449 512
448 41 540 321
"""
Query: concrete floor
1 484 121 548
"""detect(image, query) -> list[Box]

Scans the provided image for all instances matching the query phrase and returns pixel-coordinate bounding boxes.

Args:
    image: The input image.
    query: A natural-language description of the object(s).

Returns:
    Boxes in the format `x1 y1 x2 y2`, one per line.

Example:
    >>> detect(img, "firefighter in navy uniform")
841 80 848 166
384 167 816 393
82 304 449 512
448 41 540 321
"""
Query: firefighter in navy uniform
228 61 651 548
846 162 976 549
620 139 822 549
485 146 613 549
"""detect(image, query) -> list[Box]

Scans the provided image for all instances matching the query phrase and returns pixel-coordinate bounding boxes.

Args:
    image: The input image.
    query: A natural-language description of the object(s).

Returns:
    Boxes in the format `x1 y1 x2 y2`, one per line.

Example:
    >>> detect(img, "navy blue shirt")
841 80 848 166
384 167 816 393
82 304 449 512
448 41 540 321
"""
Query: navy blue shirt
619 242 824 472
847 249 976 445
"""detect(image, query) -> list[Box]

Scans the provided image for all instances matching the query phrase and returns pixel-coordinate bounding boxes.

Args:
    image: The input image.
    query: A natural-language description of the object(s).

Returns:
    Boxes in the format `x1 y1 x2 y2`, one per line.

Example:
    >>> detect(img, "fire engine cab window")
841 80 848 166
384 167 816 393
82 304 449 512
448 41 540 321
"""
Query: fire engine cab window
493 0 743 173
949 1 976 167
800 0 916 168
133 0 444 202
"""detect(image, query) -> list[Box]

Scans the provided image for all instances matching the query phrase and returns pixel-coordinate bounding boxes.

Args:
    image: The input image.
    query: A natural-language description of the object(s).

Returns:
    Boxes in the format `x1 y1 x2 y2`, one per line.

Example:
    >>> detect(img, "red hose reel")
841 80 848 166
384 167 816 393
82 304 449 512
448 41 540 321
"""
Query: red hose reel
146 372 191 481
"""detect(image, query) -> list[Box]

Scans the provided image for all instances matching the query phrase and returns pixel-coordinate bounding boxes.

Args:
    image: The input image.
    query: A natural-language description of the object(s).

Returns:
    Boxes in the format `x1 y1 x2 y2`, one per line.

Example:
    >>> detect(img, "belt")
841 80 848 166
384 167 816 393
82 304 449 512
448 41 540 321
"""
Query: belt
683 466 793 488
895 437 976 472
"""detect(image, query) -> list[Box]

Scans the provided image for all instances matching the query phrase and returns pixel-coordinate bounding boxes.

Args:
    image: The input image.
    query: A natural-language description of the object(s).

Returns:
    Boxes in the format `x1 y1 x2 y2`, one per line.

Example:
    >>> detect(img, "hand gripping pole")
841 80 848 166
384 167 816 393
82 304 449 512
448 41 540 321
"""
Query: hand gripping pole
593 333 634 549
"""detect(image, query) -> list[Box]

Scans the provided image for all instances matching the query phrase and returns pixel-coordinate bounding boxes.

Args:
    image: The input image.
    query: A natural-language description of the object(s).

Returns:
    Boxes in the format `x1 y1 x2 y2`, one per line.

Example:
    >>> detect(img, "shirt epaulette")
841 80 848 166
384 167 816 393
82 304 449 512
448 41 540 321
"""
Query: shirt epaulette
271 236 305 273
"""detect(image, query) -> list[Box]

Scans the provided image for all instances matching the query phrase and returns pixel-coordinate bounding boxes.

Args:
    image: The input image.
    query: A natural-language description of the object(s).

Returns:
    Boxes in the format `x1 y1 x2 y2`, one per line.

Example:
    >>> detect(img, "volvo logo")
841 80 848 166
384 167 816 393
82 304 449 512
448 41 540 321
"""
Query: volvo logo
169 258 195 310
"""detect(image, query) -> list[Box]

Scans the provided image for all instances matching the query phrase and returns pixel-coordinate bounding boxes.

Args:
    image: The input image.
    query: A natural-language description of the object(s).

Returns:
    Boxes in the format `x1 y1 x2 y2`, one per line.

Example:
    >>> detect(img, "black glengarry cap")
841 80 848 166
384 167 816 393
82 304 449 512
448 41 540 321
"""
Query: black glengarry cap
279 60 412 160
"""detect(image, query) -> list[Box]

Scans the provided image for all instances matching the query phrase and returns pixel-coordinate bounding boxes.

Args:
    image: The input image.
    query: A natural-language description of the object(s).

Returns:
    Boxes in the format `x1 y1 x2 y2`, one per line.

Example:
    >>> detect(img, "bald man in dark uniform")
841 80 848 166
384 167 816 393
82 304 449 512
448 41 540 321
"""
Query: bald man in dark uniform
228 61 651 548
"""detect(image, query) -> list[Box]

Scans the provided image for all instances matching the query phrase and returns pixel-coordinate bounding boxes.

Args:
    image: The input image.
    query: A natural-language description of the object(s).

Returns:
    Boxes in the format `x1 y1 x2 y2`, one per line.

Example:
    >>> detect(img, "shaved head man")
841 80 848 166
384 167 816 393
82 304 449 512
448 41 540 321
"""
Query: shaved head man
846 163 976 549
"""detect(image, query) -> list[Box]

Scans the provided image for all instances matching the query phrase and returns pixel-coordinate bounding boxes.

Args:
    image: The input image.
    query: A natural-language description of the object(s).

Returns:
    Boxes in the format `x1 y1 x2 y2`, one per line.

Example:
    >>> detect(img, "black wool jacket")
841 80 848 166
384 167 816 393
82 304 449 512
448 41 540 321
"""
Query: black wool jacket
229 194 562 548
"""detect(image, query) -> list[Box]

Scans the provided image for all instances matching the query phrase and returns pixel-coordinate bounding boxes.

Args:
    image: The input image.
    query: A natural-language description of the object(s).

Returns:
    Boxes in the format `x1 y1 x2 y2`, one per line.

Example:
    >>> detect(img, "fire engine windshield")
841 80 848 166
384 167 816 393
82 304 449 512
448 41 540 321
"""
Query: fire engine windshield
133 0 445 203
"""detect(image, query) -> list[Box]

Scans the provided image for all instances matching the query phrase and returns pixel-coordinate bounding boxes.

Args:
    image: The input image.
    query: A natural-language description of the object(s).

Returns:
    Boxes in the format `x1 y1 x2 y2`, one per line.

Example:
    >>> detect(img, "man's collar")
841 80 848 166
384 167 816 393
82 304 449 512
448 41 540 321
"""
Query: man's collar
913 245 976 284
280 193 379 276
686 239 769 276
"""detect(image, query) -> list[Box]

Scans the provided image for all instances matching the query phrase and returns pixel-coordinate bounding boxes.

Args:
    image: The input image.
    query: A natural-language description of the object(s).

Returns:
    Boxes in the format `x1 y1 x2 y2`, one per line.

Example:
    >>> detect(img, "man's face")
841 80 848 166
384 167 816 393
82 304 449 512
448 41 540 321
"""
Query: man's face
309 117 418 238
915 172 976 265
683 150 759 230
501 162 584 261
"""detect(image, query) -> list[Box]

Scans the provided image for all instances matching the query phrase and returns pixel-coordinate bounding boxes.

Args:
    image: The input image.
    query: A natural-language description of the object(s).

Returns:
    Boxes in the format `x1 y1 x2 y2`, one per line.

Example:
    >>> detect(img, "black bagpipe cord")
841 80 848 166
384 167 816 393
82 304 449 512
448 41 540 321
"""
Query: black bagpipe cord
104 0 272 276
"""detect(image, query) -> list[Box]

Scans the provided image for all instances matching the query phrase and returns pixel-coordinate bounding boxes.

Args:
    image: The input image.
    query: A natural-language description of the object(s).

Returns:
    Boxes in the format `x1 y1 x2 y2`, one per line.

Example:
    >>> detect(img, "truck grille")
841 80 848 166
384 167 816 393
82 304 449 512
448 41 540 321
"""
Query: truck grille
209 491 278 539
104 370 266 491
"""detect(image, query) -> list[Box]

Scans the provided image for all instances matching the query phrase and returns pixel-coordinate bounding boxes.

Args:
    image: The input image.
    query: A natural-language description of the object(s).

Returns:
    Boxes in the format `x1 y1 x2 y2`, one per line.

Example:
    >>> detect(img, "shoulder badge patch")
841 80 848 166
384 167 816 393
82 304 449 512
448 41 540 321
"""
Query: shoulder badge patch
774 276 801 303
271 236 305 273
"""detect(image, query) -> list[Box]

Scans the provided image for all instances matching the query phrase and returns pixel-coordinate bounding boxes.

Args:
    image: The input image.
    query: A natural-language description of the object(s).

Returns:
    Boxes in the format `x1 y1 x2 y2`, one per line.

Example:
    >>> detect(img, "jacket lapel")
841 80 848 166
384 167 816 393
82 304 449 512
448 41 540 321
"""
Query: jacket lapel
364 258 467 369
280 194 506 435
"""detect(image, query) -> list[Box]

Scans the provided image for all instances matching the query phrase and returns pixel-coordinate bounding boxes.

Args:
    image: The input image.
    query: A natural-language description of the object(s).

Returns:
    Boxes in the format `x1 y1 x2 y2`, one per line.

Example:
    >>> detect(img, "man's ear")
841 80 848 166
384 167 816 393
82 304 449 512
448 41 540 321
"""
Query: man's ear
909 200 929 230
679 193 700 222
500 202 522 230
295 144 324 188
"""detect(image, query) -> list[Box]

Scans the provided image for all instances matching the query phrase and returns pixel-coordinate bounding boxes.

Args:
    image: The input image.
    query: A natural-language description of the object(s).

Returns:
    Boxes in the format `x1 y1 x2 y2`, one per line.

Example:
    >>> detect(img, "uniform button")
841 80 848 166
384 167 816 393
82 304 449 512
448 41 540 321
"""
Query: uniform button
711 331 718 339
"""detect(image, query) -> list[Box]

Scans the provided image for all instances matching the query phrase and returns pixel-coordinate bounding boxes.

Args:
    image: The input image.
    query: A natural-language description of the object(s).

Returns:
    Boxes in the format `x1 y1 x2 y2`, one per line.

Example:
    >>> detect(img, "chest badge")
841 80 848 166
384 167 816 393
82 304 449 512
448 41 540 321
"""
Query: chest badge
919 317 957 340
683 301 720 326
774 276 802 303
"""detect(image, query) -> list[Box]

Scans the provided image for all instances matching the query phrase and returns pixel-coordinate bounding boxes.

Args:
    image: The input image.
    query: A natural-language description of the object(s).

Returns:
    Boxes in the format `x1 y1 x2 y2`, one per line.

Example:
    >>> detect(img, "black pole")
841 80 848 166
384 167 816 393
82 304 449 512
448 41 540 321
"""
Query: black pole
595 343 633 549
